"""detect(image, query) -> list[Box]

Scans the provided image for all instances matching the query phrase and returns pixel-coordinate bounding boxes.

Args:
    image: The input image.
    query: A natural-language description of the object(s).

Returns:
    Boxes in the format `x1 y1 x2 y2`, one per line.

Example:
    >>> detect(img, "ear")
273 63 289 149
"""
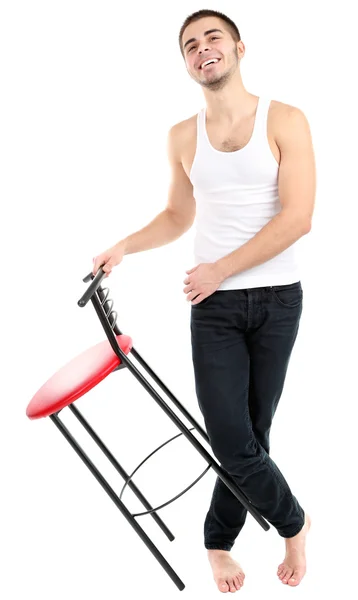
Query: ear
237 39 245 59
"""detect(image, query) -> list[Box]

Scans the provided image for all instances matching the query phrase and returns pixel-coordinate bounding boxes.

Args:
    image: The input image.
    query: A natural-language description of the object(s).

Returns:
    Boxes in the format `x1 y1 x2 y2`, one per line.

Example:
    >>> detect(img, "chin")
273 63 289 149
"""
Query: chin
202 73 231 91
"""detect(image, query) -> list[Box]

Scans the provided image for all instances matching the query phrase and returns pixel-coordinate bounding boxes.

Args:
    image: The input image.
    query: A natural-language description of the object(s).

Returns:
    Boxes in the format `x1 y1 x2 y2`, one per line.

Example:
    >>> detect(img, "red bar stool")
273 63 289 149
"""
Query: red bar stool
26 268 270 591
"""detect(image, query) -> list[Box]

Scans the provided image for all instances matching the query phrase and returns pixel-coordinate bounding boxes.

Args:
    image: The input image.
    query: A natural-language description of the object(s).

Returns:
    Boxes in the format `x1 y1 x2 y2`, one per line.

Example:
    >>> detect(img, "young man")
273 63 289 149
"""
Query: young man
92 9 315 594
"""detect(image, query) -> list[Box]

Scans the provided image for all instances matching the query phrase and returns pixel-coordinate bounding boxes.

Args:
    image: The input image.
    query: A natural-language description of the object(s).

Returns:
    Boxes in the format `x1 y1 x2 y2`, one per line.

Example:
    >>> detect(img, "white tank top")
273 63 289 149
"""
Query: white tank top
189 96 300 290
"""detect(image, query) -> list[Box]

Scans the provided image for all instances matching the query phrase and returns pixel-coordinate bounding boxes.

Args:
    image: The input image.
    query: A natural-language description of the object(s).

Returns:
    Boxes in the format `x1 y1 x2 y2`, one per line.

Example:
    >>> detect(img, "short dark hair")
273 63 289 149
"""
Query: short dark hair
179 9 241 56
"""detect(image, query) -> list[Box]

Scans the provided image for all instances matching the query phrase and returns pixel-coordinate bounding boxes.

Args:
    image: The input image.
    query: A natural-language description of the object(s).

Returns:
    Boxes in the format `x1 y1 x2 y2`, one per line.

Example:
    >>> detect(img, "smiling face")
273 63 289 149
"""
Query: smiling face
181 17 243 90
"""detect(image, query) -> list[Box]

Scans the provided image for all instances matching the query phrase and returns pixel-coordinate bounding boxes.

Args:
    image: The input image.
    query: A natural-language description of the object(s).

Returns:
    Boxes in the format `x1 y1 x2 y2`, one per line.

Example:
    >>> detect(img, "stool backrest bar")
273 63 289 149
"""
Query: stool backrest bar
78 268 127 363
77 269 212 446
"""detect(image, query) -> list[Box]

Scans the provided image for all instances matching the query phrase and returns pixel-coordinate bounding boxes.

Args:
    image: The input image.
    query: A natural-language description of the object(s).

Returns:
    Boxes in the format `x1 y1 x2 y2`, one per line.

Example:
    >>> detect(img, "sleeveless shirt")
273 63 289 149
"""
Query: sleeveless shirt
189 96 300 289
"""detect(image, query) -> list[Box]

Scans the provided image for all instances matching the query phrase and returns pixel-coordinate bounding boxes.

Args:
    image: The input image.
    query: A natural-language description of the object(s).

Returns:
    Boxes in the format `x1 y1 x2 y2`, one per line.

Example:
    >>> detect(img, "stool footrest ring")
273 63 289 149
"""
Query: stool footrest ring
119 427 212 517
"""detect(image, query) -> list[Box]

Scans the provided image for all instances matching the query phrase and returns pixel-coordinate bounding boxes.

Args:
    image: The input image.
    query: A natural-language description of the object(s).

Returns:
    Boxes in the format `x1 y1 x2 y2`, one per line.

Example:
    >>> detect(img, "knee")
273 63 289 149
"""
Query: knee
210 434 261 473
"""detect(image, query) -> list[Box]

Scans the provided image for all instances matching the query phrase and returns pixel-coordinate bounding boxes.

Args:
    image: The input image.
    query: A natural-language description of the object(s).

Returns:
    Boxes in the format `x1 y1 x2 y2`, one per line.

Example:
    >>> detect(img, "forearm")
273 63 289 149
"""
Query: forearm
123 209 189 255
215 211 310 281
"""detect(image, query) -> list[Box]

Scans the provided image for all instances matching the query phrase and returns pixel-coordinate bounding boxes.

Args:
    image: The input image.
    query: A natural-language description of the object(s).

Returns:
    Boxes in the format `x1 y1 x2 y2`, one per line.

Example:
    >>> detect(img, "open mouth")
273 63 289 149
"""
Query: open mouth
200 58 221 70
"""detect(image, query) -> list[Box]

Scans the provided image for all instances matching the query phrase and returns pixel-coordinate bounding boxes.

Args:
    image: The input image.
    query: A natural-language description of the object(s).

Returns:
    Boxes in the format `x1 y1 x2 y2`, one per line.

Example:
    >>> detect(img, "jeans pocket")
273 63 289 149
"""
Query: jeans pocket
270 281 303 308
191 292 215 308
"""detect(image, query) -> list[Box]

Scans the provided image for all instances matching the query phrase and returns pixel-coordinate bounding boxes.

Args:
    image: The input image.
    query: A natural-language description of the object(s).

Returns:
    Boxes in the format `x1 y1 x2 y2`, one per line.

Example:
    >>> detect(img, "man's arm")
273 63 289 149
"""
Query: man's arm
121 124 196 254
214 105 316 281
93 123 196 277
165 122 196 230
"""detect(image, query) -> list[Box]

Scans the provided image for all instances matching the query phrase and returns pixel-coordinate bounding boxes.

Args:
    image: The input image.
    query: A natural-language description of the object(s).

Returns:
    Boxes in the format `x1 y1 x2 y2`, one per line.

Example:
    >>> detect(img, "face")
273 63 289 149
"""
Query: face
182 17 244 91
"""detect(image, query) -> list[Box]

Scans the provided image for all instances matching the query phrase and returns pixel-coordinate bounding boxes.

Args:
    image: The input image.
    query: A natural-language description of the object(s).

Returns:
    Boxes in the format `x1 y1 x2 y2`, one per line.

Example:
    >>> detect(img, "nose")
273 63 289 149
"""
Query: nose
198 45 211 55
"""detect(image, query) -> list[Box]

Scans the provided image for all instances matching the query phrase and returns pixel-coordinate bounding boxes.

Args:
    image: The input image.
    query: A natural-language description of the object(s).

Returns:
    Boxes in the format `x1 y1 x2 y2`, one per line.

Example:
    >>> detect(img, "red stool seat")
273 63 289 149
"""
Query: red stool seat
26 334 133 419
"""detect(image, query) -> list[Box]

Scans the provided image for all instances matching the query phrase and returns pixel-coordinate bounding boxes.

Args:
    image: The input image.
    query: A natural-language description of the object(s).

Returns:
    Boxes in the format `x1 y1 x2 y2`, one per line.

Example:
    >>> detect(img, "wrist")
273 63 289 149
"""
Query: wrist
213 259 229 284
120 238 129 255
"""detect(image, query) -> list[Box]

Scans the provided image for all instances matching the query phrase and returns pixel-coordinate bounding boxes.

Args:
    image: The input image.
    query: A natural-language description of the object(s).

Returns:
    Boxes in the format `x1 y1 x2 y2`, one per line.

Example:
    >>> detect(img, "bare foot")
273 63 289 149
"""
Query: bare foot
207 549 245 593
277 513 311 587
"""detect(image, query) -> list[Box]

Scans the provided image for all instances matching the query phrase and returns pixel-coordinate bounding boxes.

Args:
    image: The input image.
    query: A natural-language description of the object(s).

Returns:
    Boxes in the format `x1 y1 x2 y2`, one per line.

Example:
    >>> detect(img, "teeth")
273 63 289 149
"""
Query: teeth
201 58 219 69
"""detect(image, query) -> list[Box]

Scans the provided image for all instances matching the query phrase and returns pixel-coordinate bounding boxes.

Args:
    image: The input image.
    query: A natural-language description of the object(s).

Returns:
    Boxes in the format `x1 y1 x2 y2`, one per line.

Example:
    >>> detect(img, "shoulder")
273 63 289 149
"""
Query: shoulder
269 100 313 147
168 113 198 142
167 113 198 161
269 99 308 122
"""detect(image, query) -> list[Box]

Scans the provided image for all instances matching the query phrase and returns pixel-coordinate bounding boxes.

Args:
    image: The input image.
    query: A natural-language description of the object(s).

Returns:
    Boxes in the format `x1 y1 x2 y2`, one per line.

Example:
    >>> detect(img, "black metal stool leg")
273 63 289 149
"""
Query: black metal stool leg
68 403 175 541
49 412 185 591
90 291 269 532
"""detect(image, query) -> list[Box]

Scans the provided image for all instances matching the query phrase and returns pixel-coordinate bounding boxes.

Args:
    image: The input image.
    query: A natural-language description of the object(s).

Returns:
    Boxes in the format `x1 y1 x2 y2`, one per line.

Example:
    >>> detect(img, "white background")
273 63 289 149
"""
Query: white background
1 0 357 598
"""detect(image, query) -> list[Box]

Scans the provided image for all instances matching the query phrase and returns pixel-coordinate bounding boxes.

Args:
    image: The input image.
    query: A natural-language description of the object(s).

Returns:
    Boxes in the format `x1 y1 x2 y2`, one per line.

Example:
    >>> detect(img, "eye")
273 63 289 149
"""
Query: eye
187 36 219 53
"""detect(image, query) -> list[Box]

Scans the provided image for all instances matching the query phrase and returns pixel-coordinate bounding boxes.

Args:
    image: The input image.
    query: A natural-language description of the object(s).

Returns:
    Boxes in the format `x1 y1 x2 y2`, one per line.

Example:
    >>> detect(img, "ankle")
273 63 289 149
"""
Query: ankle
207 548 230 557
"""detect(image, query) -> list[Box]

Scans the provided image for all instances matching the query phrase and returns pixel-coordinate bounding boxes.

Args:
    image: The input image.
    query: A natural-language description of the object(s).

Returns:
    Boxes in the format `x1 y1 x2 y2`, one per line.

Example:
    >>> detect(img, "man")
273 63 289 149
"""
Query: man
92 8 315 593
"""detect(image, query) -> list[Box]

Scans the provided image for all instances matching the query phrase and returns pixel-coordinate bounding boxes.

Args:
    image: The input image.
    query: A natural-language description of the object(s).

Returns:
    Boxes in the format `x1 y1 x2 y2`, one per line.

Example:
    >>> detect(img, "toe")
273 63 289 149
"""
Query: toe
234 576 242 590
287 569 302 586
282 568 294 584
228 579 236 592
218 579 229 592
277 564 285 577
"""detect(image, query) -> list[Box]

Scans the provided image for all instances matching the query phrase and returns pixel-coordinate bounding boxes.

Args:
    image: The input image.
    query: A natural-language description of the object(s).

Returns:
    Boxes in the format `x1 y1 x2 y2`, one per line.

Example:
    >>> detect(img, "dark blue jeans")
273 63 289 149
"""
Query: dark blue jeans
190 281 305 550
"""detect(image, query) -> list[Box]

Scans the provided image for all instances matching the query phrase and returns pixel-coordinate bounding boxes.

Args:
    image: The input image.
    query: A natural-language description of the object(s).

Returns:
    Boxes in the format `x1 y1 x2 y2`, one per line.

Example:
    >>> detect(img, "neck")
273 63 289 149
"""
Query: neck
202 72 256 122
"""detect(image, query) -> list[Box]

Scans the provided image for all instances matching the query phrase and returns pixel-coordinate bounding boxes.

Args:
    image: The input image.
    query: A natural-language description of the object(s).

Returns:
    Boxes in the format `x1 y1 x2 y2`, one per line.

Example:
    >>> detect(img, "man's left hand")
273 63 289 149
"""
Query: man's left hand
183 262 225 305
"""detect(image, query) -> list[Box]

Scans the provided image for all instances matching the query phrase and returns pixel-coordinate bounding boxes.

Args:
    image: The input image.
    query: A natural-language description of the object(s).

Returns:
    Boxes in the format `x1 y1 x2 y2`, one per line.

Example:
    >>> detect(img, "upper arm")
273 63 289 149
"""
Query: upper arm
277 106 316 230
165 123 196 229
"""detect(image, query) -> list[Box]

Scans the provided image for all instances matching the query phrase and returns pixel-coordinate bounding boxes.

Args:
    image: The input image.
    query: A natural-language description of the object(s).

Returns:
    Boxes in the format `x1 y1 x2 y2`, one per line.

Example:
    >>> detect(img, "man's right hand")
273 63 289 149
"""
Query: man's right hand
92 240 126 277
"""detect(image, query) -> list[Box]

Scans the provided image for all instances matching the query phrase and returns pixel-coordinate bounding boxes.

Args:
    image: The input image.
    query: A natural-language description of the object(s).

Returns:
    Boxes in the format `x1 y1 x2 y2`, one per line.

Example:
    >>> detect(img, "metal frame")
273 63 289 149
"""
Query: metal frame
45 268 270 591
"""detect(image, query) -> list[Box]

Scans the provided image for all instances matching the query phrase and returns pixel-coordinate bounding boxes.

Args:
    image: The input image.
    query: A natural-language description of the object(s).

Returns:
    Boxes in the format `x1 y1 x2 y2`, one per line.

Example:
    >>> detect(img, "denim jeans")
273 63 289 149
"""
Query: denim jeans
190 281 305 550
